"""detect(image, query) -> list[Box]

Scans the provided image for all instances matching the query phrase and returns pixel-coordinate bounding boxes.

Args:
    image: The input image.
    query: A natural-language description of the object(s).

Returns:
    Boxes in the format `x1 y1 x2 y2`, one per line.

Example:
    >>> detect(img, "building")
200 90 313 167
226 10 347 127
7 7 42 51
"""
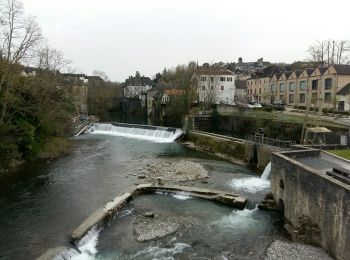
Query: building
234 79 247 102
246 66 283 103
336 83 350 111
146 84 183 117
192 64 236 105
122 72 154 99
249 64 350 111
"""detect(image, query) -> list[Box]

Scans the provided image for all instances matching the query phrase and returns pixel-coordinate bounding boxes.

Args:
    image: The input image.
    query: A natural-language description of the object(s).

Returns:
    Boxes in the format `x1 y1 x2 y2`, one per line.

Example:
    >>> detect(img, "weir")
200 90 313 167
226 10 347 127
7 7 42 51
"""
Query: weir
84 122 184 143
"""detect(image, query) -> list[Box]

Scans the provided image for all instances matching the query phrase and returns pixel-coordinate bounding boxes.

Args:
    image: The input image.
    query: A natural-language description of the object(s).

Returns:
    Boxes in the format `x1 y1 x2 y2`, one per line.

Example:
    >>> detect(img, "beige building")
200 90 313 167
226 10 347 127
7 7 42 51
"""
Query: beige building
246 64 350 111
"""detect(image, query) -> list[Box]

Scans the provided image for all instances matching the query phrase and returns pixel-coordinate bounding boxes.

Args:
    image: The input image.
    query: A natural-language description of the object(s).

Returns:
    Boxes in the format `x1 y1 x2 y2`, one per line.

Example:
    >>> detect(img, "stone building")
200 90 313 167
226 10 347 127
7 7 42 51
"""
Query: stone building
247 64 350 111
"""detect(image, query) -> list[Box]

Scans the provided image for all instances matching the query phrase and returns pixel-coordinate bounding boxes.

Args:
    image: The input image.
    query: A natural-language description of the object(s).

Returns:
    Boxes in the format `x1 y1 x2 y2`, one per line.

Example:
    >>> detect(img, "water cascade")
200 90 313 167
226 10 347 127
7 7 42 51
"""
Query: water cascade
260 162 272 180
86 123 183 143
229 162 272 193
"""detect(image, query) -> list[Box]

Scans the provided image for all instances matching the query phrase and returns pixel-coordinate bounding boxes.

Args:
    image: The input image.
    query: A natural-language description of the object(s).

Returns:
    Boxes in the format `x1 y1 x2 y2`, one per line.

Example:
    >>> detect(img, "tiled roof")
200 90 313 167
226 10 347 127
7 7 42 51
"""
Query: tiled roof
336 83 350 95
305 68 316 76
333 64 350 75
195 67 234 76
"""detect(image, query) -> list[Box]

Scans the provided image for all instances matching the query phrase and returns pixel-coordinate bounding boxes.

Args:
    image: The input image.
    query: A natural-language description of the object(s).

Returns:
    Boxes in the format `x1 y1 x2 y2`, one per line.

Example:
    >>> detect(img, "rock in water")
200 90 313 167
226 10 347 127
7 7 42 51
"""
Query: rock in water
144 211 155 218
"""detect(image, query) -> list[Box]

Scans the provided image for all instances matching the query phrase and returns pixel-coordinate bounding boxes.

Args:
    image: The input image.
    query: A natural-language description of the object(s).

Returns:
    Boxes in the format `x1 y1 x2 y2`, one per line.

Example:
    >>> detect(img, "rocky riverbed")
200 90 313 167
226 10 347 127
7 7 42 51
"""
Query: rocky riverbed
135 160 209 184
266 240 333 260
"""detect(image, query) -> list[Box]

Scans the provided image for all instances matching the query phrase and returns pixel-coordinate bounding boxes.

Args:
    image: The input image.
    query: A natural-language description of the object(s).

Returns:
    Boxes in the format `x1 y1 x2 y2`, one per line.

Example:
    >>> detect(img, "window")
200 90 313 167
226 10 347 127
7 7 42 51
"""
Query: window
259 88 261 94
202 86 205 90
312 80 318 90
200 76 206 81
220 77 225 81
259 96 261 101
210 77 214 82
254 89 257 94
279 95 284 101
325 93 332 103
289 82 295 91
211 86 213 90
300 81 306 91
221 86 224 90
289 94 294 103
300 94 305 103
279 83 285 92
311 93 317 104
271 84 275 92
227 77 232 82
325 78 332 89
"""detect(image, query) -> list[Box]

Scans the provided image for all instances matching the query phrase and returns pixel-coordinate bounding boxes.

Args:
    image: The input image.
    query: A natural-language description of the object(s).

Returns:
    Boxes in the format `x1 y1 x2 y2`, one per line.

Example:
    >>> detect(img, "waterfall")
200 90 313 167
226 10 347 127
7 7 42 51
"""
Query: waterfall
229 162 271 193
86 123 183 143
260 162 271 180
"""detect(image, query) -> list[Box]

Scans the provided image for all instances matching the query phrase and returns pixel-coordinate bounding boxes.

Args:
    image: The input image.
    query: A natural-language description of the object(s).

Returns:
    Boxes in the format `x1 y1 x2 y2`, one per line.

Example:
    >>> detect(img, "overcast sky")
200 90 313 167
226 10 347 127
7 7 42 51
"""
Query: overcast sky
21 0 349 81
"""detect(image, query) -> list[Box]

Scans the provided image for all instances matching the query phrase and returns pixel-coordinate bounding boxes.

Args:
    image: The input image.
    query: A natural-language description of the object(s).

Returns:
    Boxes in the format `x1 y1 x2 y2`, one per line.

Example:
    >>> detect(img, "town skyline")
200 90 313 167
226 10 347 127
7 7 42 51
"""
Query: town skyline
20 0 350 81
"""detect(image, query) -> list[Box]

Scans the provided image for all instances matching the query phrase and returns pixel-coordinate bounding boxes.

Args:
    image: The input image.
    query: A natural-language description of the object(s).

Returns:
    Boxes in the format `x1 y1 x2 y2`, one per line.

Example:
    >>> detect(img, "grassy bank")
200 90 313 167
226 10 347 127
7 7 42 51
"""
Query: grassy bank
327 149 350 160
38 137 73 160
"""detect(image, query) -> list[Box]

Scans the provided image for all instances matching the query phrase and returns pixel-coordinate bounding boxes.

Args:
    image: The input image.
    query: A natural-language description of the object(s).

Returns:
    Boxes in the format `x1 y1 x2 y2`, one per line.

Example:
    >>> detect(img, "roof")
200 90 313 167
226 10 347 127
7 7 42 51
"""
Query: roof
305 68 316 76
194 66 234 76
333 64 350 75
306 127 332 133
336 83 350 95
284 71 292 78
294 70 303 77
318 66 328 75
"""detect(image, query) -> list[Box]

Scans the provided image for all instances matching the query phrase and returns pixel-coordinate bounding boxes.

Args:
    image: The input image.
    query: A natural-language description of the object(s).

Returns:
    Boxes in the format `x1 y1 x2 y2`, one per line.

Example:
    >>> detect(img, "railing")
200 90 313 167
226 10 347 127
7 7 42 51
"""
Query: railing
246 133 296 149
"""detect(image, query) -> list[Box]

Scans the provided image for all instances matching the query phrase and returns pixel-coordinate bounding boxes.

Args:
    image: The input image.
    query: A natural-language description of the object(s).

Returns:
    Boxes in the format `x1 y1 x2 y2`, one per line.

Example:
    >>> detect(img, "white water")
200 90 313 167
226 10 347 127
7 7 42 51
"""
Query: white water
212 207 259 231
229 162 271 193
133 242 191 259
70 227 101 260
261 162 272 180
156 190 193 200
87 123 183 143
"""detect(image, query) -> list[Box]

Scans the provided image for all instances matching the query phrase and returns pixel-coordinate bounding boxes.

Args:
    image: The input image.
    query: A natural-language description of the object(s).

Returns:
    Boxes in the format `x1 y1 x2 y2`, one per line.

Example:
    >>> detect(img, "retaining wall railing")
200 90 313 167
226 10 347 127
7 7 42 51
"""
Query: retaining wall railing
246 133 296 149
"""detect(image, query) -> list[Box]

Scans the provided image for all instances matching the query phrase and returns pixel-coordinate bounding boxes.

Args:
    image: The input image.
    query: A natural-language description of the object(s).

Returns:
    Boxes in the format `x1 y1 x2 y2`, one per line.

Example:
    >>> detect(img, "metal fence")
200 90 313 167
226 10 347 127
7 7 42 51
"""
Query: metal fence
246 133 296 149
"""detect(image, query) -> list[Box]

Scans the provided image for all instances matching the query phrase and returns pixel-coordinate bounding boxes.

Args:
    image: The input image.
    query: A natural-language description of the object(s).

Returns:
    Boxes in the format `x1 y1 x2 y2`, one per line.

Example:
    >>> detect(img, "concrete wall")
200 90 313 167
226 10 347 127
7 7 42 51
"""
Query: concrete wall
271 150 350 260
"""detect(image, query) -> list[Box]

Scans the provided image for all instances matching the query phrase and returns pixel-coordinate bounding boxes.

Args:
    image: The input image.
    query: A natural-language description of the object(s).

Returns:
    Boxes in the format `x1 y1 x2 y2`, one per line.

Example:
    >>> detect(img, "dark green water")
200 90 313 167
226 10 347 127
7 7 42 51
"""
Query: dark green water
0 131 285 259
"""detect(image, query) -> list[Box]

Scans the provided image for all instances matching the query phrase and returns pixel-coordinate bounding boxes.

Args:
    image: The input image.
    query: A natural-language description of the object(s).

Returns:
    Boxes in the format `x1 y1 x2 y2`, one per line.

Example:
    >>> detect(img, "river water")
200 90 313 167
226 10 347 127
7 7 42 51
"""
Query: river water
0 126 286 259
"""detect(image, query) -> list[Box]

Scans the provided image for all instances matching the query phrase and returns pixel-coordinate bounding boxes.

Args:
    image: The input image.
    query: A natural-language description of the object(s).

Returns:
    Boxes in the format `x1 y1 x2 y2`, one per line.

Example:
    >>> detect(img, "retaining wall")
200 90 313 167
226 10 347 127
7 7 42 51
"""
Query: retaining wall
271 150 350 260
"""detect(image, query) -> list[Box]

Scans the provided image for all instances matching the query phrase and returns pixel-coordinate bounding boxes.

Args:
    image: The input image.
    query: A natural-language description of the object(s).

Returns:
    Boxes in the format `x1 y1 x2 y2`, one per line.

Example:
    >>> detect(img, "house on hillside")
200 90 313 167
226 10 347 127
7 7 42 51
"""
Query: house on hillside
192 64 236 105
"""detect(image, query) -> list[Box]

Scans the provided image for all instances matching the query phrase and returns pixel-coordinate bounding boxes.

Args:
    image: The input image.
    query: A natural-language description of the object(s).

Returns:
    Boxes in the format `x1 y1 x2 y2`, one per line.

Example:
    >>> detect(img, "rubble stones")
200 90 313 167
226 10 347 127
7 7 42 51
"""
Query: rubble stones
140 160 209 184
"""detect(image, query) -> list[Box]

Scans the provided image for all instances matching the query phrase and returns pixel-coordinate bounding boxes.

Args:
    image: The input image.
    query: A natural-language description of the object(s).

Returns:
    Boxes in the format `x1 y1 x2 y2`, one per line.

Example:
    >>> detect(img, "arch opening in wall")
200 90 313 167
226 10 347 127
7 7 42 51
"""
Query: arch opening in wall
279 179 284 190
277 199 285 214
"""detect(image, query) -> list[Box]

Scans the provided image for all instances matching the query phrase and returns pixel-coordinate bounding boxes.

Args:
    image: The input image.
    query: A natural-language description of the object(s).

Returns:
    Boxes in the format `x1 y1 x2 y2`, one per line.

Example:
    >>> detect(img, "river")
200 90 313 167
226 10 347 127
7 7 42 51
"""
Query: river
0 124 286 259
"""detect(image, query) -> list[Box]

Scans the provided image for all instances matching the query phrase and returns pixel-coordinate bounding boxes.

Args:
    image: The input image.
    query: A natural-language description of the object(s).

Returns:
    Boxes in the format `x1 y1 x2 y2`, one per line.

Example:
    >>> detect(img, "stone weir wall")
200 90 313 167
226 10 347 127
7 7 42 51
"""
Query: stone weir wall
184 130 276 169
271 149 350 260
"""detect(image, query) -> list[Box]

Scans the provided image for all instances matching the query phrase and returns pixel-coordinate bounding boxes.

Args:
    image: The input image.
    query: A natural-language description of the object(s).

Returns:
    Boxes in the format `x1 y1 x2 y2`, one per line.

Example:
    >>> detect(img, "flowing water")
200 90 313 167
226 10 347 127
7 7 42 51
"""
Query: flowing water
0 125 285 259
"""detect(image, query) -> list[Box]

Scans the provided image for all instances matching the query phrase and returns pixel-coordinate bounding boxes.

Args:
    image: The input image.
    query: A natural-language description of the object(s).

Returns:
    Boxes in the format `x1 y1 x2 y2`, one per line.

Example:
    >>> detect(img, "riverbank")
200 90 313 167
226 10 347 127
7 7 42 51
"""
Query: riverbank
0 136 73 176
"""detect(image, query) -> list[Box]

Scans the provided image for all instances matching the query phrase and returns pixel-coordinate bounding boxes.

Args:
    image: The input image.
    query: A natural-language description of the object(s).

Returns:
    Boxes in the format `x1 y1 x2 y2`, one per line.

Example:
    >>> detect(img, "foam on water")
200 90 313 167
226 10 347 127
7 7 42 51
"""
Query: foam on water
155 190 193 200
229 177 270 192
132 242 191 259
70 227 101 260
87 123 183 143
211 207 260 231
229 162 271 192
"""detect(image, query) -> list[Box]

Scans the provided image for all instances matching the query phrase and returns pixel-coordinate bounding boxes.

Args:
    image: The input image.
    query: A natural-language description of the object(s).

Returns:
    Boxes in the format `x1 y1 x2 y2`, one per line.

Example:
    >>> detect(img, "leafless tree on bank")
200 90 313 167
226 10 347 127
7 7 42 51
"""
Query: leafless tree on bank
307 40 350 65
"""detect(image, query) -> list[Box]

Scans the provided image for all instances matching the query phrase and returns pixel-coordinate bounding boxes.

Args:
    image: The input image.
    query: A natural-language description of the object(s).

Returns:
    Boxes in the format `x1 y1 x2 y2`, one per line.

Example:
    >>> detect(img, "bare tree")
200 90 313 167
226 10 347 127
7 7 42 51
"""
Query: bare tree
35 44 71 72
308 39 350 65
0 0 42 64
92 70 109 81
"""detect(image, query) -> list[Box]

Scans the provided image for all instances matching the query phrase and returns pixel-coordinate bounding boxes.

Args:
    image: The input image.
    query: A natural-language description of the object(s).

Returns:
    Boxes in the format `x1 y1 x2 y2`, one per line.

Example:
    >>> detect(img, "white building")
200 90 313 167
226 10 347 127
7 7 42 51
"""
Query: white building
192 65 236 104
123 84 152 99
